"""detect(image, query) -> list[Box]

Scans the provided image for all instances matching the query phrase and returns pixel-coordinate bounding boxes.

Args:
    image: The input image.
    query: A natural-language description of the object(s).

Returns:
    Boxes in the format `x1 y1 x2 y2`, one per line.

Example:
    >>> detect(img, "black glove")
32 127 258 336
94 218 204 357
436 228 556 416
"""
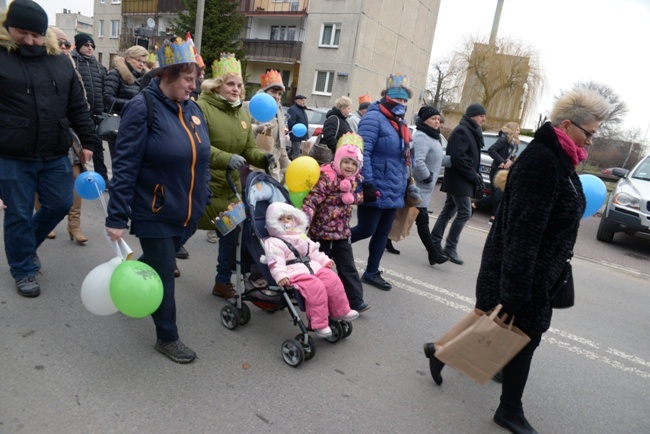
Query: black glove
228 154 246 170
474 172 485 199
363 183 377 204
474 172 484 186
422 172 434 184
264 153 276 170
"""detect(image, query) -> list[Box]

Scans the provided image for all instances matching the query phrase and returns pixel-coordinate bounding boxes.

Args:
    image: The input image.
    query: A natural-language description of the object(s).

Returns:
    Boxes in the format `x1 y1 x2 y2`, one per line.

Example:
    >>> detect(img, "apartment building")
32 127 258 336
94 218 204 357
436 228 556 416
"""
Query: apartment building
55 10 94 46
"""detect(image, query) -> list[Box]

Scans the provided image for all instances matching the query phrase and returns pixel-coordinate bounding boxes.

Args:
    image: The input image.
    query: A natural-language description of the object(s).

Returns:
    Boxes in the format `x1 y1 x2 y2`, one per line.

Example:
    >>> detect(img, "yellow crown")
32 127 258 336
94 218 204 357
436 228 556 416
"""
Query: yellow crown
212 52 241 78
260 69 284 90
336 132 364 151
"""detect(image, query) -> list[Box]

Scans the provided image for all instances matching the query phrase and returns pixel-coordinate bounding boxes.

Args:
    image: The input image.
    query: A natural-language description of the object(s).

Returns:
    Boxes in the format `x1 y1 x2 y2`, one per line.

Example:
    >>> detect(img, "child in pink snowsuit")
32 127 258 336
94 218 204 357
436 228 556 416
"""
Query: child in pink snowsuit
262 202 358 337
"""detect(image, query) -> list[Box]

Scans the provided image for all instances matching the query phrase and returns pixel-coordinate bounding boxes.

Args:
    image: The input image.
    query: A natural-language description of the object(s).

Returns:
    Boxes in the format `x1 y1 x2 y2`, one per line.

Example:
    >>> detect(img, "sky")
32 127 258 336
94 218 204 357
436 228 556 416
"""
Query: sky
26 0 650 137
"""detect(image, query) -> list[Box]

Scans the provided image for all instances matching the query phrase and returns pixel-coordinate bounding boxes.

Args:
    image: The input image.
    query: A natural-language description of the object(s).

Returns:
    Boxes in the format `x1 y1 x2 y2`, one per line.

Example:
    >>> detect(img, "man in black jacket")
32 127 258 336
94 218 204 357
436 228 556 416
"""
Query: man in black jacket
0 0 100 297
286 94 309 159
71 33 109 184
430 103 486 265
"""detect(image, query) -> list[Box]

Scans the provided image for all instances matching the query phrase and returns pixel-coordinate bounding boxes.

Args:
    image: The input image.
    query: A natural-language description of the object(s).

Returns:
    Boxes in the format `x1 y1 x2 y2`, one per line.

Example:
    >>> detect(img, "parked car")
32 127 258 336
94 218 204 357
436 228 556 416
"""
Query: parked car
596 154 650 242
281 106 327 139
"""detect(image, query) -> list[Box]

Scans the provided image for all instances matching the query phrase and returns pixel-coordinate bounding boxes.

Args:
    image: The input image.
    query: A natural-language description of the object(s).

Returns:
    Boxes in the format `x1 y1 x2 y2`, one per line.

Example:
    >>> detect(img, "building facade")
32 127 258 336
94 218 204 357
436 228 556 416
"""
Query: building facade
55 10 94 46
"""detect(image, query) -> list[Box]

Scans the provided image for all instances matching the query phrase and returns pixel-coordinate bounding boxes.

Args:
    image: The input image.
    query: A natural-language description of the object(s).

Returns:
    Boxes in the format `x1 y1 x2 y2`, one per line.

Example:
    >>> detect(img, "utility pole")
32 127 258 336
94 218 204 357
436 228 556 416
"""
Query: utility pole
194 0 205 53
488 0 504 47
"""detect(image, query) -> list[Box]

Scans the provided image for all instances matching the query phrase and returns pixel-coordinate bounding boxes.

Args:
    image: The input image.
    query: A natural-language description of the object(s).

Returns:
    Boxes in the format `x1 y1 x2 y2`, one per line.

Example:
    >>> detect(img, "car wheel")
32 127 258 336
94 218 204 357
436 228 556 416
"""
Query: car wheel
596 216 615 242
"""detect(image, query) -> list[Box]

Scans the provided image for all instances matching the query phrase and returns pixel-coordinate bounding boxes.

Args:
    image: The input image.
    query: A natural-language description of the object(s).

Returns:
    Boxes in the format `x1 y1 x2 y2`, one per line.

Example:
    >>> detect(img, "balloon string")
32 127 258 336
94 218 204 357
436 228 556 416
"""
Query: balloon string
95 182 108 217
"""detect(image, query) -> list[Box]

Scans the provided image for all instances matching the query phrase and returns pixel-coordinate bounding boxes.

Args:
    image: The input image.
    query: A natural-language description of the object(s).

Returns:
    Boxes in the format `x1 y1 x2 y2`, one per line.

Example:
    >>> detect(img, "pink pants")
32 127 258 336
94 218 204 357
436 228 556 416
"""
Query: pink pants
290 268 351 329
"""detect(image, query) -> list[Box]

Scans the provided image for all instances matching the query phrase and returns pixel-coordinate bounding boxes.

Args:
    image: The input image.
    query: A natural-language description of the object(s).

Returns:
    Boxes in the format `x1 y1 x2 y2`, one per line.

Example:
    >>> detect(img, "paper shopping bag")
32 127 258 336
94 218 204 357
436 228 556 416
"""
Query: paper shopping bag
255 126 275 153
434 305 531 385
388 207 419 241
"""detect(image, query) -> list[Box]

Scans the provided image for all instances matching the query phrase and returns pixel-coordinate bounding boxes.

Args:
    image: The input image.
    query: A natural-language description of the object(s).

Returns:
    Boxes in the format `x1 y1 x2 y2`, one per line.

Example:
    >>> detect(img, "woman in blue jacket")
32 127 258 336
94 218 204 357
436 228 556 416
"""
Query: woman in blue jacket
105 42 211 364
350 74 412 291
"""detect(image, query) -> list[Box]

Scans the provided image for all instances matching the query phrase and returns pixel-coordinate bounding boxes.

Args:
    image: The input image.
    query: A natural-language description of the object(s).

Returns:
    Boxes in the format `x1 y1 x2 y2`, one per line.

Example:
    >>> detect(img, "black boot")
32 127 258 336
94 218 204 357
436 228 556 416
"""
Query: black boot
493 406 538 434
423 343 444 385
428 248 449 265
385 239 400 255
444 247 464 265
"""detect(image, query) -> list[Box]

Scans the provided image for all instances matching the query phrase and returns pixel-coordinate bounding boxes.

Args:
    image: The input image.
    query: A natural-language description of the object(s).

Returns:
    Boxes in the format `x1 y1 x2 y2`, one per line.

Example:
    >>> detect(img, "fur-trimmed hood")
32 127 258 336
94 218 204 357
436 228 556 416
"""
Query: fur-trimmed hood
0 10 61 55
265 202 309 237
112 55 149 85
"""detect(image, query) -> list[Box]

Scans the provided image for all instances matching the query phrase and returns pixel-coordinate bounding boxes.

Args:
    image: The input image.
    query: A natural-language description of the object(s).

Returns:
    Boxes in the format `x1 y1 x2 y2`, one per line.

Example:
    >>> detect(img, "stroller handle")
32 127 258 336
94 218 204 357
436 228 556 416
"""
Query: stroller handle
225 169 242 201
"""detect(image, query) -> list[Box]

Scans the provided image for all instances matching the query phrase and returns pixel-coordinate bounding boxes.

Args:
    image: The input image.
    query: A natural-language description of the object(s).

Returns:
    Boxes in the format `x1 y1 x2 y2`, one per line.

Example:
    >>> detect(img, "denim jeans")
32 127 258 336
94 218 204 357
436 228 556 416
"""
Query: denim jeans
430 193 471 250
0 156 72 279
350 205 397 275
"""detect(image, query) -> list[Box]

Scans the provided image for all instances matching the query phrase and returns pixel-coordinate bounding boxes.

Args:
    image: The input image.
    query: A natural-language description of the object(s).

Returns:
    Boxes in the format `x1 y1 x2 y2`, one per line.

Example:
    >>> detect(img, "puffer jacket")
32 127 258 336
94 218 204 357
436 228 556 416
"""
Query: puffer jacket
357 102 409 209
105 79 211 236
475 122 585 336
302 163 363 240
321 107 353 152
71 49 107 118
103 56 148 115
0 17 99 159
196 90 269 229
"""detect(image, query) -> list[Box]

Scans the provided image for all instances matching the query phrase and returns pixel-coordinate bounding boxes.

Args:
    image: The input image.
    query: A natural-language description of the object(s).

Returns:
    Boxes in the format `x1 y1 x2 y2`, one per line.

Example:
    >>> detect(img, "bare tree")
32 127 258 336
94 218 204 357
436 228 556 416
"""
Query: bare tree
425 58 461 112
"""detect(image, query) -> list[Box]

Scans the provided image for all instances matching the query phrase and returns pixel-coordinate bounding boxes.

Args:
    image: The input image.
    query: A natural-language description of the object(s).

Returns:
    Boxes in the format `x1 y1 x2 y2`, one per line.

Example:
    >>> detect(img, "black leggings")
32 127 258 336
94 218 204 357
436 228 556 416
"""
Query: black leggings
500 332 542 413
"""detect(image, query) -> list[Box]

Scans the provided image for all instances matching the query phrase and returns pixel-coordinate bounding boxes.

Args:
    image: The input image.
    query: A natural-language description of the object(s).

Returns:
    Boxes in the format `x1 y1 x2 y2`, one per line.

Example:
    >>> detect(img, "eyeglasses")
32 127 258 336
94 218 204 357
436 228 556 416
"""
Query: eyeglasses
58 39 71 48
83 42 95 48
569 120 595 140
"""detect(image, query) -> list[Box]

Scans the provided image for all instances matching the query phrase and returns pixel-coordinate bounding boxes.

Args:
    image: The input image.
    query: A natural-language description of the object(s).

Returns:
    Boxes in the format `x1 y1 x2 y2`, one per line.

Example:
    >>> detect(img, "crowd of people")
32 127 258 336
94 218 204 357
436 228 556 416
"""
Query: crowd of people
0 1 611 433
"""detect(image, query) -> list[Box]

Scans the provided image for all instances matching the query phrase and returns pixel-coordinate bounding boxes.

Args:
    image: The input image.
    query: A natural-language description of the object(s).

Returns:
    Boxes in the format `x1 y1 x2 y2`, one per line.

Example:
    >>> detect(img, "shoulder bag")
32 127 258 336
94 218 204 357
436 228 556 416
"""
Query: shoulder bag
97 100 120 140
550 252 574 309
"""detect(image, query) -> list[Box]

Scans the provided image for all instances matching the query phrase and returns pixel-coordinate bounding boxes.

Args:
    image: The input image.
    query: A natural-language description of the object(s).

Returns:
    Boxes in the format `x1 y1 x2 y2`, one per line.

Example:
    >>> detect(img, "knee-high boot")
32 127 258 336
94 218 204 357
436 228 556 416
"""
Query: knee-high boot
67 191 88 244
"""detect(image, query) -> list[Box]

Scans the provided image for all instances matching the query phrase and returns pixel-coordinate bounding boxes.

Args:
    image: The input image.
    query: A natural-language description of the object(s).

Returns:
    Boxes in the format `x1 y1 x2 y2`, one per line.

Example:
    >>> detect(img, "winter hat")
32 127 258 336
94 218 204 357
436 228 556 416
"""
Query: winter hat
418 106 440 122
385 73 410 101
334 144 363 178
74 33 95 49
260 69 285 92
359 102 371 111
5 0 48 37
265 202 309 237
465 102 487 117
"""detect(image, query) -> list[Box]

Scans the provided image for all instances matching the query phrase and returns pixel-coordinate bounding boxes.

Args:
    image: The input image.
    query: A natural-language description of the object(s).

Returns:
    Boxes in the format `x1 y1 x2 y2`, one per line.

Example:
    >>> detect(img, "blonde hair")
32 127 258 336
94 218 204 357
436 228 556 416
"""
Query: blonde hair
501 122 520 145
201 73 246 100
124 45 148 59
550 88 610 127
335 96 352 110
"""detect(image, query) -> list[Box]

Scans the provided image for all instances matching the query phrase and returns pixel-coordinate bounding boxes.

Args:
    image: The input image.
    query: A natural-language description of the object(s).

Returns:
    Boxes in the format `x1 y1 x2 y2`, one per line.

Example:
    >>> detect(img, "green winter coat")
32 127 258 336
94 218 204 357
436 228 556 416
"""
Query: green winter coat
196 91 268 229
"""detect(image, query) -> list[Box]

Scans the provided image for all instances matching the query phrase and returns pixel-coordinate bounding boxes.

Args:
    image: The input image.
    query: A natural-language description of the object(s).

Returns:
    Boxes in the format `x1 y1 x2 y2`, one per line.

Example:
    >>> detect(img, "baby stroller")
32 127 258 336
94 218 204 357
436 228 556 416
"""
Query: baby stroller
218 170 353 367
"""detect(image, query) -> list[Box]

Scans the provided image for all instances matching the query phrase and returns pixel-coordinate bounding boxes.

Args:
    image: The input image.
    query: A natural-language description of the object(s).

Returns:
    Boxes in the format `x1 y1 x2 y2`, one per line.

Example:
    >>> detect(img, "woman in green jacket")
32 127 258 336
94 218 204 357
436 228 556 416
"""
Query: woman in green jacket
196 53 274 299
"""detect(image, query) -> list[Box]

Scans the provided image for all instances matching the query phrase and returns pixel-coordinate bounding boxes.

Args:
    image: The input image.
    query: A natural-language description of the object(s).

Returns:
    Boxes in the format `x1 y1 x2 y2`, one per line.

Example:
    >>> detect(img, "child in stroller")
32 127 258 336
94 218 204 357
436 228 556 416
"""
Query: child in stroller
262 202 358 337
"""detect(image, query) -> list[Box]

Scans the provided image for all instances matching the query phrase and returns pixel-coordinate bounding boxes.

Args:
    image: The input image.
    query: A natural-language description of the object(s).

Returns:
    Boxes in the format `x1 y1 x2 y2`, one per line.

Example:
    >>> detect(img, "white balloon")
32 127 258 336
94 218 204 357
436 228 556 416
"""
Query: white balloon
81 257 122 315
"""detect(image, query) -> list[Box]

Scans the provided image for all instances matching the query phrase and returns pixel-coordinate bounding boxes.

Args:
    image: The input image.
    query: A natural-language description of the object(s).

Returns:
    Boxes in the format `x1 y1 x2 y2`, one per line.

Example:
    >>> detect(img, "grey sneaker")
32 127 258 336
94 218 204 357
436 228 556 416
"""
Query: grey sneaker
16 276 41 297
154 339 196 364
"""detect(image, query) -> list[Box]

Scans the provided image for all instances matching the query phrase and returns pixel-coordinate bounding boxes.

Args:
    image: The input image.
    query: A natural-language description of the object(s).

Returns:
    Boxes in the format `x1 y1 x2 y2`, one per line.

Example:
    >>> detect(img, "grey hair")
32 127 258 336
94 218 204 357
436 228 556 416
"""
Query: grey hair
550 88 610 127
335 96 352 110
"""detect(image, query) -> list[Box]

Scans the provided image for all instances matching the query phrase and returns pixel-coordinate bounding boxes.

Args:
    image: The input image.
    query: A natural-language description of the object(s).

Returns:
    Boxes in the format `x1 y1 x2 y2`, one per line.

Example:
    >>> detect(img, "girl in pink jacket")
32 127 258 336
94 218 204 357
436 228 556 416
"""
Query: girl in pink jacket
262 202 358 337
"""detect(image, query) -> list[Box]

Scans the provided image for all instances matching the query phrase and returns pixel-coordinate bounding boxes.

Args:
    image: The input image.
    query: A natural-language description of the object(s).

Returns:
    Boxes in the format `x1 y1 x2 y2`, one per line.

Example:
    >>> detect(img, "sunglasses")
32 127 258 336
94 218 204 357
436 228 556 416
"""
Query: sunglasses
83 42 95 48
58 39 71 48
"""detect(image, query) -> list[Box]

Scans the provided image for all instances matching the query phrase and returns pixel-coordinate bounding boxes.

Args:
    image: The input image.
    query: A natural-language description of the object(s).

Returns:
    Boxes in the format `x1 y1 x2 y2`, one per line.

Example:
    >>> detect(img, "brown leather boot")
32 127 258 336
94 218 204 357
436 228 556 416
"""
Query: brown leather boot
212 282 237 299
67 192 88 244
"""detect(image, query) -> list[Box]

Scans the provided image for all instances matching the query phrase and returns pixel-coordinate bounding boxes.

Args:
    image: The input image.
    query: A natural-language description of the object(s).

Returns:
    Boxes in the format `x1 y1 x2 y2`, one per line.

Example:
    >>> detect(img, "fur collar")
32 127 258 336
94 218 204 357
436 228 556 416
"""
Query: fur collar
113 56 148 85
0 11 61 55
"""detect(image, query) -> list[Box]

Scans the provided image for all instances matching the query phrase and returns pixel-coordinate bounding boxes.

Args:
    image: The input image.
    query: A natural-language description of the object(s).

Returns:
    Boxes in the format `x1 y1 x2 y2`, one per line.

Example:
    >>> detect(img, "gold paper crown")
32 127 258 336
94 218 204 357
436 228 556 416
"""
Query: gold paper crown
386 73 409 89
157 40 195 67
212 52 241 78
358 94 372 104
336 132 364 151
260 69 284 90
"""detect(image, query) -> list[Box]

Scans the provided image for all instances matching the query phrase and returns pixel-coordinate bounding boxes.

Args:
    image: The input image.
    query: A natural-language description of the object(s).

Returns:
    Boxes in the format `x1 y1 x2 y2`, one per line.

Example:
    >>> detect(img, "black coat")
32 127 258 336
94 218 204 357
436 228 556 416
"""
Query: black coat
487 132 517 173
441 115 483 196
71 49 107 119
287 103 309 141
475 122 586 335
321 107 352 152
0 28 99 159
103 56 147 115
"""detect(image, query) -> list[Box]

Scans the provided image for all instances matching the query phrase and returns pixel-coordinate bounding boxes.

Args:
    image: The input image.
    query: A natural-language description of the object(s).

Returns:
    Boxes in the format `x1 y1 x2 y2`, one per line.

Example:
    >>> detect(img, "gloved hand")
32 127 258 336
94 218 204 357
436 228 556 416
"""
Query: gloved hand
363 183 377 204
228 154 246 170
474 172 484 186
408 183 422 203
264 153 276 170
422 172 434 184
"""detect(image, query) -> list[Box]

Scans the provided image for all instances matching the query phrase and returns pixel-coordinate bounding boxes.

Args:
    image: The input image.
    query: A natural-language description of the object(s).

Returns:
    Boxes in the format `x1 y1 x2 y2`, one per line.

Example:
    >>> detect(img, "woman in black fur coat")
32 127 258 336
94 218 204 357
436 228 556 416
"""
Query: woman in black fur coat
424 88 610 434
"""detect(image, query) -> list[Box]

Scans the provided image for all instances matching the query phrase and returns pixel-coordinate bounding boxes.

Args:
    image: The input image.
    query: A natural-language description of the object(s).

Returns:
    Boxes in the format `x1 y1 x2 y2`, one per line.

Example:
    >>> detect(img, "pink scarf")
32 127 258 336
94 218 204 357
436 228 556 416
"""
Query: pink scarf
553 127 588 167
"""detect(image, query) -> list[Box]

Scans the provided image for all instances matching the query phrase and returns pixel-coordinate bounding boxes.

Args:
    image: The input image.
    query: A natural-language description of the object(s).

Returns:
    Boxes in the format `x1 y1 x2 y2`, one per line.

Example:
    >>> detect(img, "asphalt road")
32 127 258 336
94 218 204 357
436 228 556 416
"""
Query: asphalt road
1 180 648 433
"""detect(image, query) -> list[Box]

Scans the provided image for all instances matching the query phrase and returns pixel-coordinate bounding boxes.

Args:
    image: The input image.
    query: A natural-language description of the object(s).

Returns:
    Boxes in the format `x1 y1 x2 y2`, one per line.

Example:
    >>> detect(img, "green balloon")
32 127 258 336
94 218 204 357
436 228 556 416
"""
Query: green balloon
109 260 163 318
289 190 310 208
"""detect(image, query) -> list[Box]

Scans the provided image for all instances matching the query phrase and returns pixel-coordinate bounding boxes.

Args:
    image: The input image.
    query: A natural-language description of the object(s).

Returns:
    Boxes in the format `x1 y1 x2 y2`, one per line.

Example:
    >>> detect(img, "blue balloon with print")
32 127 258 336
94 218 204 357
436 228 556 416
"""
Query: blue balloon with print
249 92 277 123
74 171 106 200
291 123 307 137
579 174 607 219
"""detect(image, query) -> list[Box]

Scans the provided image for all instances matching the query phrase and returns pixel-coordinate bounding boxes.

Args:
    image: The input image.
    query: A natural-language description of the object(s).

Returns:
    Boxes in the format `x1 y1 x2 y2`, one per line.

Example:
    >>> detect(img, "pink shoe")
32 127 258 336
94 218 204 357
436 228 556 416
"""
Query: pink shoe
314 327 332 338
332 310 359 322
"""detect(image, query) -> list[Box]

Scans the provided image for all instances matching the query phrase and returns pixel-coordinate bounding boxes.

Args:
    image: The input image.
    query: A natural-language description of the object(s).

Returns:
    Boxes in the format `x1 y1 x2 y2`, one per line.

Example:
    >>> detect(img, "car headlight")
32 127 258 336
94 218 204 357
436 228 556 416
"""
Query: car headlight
613 192 640 209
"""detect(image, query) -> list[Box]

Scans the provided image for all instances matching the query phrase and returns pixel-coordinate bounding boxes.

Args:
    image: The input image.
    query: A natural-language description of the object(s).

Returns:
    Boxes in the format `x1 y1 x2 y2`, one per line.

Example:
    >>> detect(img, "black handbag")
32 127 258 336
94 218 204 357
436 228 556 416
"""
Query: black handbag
550 254 575 309
98 100 120 140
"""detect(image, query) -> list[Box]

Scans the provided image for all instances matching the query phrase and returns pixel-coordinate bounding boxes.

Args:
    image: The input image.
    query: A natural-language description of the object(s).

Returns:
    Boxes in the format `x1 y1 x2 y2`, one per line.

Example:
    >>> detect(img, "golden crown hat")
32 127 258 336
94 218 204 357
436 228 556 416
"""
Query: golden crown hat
358 94 372 104
157 40 196 67
336 132 364 151
212 52 242 78
260 69 284 90
386 73 409 90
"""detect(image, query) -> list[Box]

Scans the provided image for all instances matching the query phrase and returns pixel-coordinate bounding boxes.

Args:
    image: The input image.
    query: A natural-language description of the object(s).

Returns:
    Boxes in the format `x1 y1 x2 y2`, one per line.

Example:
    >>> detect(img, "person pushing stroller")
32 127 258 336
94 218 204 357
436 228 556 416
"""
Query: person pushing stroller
262 202 358 338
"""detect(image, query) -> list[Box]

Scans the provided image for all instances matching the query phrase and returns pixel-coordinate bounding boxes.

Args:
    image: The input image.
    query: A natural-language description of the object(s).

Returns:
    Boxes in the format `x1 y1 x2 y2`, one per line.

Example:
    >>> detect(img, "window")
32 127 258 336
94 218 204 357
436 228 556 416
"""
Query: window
98 20 104 38
313 71 334 95
270 25 296 41
320 23 340 47
110 20 119 38
111 0 121 3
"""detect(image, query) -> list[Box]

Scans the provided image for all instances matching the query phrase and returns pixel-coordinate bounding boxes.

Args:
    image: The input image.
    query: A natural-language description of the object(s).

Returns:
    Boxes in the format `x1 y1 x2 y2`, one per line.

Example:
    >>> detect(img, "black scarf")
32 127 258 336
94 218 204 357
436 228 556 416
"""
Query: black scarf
459 114 485 150
415 120 441 140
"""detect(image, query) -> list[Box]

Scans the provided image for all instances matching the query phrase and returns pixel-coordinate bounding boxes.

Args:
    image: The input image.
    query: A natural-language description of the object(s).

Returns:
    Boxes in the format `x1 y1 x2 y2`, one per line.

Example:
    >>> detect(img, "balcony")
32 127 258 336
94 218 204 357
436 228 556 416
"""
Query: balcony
122 0 184 15
243 39 302 63
239 0 308 15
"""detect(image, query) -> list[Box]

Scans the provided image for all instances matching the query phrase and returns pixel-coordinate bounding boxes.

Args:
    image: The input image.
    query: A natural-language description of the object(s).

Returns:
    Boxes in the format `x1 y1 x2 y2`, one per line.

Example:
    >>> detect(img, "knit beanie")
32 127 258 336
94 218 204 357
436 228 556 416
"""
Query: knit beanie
5 0 48 37
465 102 487 117
334 144 363 178
74 33 96 49
418 106 441 122
359 102 371 111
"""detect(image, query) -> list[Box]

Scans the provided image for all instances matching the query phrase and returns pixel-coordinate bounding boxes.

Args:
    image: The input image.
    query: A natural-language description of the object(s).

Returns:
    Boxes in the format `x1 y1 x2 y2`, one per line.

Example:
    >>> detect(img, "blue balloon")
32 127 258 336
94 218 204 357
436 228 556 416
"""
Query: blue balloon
292 123 307 137
579 174 607 219
75 171 106 200
249 93 277 123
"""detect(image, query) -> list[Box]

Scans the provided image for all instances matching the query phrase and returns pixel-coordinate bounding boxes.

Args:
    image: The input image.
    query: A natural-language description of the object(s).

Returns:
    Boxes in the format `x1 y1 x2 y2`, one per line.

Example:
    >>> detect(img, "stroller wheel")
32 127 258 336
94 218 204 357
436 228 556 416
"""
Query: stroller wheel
340 320 353 338
281 339 305 367
220 305 240 330
238 303 251 325
295 333 316 361
324 320 343 344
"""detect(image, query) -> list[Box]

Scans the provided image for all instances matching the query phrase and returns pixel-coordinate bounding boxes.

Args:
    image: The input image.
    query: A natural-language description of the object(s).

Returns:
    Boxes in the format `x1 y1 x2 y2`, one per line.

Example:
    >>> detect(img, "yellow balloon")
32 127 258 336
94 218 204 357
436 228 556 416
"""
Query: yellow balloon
285 156 321 192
